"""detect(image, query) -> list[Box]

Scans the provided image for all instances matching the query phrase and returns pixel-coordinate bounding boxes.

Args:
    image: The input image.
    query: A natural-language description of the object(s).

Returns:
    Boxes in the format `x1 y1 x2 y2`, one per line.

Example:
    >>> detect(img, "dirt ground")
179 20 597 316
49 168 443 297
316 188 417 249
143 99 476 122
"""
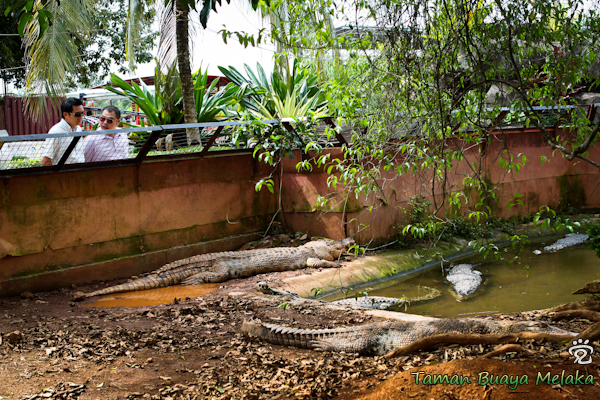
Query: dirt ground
1 236 599 400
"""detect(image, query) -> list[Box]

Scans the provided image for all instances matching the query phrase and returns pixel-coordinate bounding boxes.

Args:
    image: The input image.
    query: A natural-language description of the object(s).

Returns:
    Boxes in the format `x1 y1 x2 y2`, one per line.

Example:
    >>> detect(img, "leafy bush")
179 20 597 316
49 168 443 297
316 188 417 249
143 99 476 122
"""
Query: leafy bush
106 61 184 126
588 225 600 258
6 156 42 169
397 197 529 247
105 62 239 127
219 61 328 119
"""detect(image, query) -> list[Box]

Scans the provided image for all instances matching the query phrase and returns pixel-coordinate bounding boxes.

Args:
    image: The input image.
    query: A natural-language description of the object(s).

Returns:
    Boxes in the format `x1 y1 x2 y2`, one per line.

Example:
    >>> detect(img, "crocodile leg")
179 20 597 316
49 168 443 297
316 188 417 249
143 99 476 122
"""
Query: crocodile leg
181 262 230 284
306 258 340 268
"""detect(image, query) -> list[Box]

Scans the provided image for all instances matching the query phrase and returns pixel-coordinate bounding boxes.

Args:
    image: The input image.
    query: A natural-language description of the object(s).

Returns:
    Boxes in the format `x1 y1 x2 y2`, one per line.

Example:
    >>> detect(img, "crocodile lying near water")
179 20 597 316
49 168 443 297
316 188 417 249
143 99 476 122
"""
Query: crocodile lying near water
446 264 482 301
76 238 355 300
242 318 575 355
257 282 441 310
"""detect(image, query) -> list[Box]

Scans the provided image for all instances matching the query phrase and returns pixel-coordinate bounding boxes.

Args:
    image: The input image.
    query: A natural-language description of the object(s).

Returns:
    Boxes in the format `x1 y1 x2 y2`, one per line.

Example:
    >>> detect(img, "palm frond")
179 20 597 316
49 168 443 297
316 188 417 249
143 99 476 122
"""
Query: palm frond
157 0 177 73
23 0 95 119
126 0 146 72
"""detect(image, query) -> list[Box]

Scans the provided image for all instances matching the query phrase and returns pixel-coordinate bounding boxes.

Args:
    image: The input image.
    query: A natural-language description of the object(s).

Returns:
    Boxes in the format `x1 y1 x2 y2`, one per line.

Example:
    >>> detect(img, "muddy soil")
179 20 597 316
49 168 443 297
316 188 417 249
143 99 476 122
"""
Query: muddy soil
2 282 598 400
1 234 599 400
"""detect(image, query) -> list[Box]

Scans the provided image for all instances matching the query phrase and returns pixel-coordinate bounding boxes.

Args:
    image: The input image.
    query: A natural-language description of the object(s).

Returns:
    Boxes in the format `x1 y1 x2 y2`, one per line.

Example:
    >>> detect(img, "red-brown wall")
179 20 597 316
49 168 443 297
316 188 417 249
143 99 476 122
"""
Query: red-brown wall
0 153 278 295
1 128 599 295
281 129 600 244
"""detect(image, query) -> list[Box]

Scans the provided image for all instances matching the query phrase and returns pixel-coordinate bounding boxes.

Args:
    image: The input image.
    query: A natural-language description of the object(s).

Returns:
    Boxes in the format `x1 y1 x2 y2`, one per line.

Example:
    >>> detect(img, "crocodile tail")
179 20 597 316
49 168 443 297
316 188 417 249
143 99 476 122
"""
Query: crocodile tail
242 320 380 351
85 267 201 298
243 320 317 349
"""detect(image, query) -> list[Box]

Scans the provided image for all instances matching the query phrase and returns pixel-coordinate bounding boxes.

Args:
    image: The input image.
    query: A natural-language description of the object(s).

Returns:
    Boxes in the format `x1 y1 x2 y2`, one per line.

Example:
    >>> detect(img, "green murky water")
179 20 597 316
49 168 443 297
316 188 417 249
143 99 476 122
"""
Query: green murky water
324 239 600 318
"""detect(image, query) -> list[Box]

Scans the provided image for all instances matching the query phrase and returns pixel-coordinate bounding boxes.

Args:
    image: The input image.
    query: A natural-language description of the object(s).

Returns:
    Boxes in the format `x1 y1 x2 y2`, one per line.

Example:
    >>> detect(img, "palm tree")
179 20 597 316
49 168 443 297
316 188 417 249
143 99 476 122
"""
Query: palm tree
19 0 269 132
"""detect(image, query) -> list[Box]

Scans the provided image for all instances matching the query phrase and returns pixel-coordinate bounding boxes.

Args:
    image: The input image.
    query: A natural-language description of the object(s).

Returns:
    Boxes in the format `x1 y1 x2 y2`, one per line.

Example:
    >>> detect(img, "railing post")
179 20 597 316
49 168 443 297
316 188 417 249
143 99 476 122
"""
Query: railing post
135 127 164 163
56 136 81 170
323 117 347 146
199 126 225 157
282 120 307 160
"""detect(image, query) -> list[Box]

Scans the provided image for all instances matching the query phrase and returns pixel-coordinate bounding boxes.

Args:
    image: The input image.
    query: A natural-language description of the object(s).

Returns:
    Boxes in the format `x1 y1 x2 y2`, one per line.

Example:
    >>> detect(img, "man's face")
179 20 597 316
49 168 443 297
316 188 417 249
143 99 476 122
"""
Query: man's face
99 110 120 131
63 105 84 129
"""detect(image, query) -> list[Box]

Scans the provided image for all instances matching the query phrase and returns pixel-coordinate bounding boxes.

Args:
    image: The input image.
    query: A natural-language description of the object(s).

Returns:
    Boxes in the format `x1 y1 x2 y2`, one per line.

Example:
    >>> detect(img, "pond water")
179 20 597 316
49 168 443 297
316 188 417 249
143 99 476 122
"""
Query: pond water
323 239 599 318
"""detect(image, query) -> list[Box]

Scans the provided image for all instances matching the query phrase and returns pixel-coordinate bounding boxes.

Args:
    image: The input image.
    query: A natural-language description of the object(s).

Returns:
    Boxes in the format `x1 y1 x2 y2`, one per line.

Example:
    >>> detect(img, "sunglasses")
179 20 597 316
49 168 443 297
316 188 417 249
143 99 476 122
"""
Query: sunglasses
69 112 85 118
99 116 116 124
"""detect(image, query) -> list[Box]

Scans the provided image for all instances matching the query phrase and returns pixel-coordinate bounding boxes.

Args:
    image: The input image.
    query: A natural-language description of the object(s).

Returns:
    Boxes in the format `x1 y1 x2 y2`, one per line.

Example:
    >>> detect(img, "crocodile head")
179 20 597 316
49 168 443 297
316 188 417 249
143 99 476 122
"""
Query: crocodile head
330 237 356 256
304 237 355 260
505 320 577 336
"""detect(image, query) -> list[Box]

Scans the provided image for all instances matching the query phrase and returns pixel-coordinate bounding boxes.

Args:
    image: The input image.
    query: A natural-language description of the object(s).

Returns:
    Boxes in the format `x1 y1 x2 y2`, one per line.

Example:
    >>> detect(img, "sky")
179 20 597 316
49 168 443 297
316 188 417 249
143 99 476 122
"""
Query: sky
127 2 276 81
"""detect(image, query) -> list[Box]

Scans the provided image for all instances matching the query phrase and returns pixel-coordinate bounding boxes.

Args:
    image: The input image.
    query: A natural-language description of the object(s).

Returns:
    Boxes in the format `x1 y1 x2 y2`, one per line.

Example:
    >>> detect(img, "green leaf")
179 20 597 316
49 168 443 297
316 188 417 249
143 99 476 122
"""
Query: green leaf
17 13 32 37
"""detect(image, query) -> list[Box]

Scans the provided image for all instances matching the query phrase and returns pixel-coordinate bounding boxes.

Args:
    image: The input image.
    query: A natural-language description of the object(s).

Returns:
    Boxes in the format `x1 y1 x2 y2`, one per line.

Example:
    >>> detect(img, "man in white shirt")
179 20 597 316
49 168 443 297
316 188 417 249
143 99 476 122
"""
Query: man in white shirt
41 97 86 166
84 105 129 162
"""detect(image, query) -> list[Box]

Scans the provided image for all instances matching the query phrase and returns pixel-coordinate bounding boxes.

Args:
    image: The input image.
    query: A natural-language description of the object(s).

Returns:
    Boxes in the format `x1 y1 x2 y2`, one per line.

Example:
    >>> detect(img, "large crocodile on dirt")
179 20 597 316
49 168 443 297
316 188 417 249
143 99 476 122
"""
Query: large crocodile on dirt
242 318 575 355
75 238 355 300
257 282 441 310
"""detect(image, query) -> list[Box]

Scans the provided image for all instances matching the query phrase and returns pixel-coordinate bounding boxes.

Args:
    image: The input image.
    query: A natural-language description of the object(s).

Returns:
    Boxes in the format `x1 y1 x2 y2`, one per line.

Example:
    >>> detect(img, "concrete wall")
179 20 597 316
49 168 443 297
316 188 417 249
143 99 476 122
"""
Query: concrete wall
0 153 278 295
281 129 600 244
2 128 599 295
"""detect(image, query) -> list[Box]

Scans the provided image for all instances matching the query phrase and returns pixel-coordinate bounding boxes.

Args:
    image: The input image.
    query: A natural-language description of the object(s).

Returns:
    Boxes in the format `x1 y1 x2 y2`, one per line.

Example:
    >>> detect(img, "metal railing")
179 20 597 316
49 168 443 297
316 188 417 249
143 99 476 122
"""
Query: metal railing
0 118 345 177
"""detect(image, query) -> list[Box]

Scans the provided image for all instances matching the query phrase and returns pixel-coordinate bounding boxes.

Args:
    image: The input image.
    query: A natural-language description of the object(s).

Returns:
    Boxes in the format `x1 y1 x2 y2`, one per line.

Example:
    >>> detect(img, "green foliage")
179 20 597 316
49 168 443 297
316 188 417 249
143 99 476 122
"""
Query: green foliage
106 63 183 126
4 0 51 38
588 225 600 258
106 63 239 129
533 206 582 233
268 0 600 265
69 0 157 89
5 155 41 169
219 61 328 119
0 0 26 87
193 69 238 122
396 194 532 248
400 197 441 243
192 0 270 29
469 234 531 267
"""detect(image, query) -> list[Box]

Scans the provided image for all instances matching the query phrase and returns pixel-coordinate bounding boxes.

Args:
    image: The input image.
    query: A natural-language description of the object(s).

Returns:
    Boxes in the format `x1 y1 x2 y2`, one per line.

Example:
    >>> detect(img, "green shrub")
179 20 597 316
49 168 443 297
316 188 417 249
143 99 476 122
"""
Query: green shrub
6 156 42 169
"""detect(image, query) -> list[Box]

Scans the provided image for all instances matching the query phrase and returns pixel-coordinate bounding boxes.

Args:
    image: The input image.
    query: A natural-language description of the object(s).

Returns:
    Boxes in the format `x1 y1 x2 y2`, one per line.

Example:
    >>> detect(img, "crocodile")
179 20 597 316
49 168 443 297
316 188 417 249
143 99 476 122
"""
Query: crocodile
446 263 482 301
257 282 441 310
543 233 589 252
76 238 355 300
242 318 575 355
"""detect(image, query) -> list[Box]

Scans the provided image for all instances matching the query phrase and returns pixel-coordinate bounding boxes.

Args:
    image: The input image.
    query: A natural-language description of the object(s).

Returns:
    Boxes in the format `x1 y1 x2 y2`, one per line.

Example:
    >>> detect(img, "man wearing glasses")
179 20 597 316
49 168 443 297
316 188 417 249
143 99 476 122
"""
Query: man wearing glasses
41 97 86 166
83 105 129 162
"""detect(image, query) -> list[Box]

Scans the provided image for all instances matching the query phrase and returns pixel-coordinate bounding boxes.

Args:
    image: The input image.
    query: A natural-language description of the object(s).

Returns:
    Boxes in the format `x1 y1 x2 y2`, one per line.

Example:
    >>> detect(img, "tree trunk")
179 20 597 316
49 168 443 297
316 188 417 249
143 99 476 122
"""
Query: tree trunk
175 0 200 146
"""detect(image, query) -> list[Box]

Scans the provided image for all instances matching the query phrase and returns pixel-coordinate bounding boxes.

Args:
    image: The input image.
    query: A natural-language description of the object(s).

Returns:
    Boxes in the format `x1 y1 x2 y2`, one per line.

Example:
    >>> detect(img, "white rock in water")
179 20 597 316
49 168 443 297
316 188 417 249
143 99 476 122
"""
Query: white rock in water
533 249 542 255
543 233 589 252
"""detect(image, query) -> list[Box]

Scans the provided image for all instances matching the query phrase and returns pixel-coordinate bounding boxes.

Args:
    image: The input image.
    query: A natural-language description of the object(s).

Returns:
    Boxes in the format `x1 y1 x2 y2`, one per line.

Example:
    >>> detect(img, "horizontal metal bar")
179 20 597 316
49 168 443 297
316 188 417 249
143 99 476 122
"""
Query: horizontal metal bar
160 120 280 130
0 118 330 143
0 126 162 142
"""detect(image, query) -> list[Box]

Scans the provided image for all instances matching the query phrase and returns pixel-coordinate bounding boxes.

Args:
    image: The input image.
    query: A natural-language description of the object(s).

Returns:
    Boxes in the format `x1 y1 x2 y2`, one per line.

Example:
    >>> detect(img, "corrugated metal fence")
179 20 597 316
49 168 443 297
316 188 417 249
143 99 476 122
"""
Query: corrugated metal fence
2 96 62 136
